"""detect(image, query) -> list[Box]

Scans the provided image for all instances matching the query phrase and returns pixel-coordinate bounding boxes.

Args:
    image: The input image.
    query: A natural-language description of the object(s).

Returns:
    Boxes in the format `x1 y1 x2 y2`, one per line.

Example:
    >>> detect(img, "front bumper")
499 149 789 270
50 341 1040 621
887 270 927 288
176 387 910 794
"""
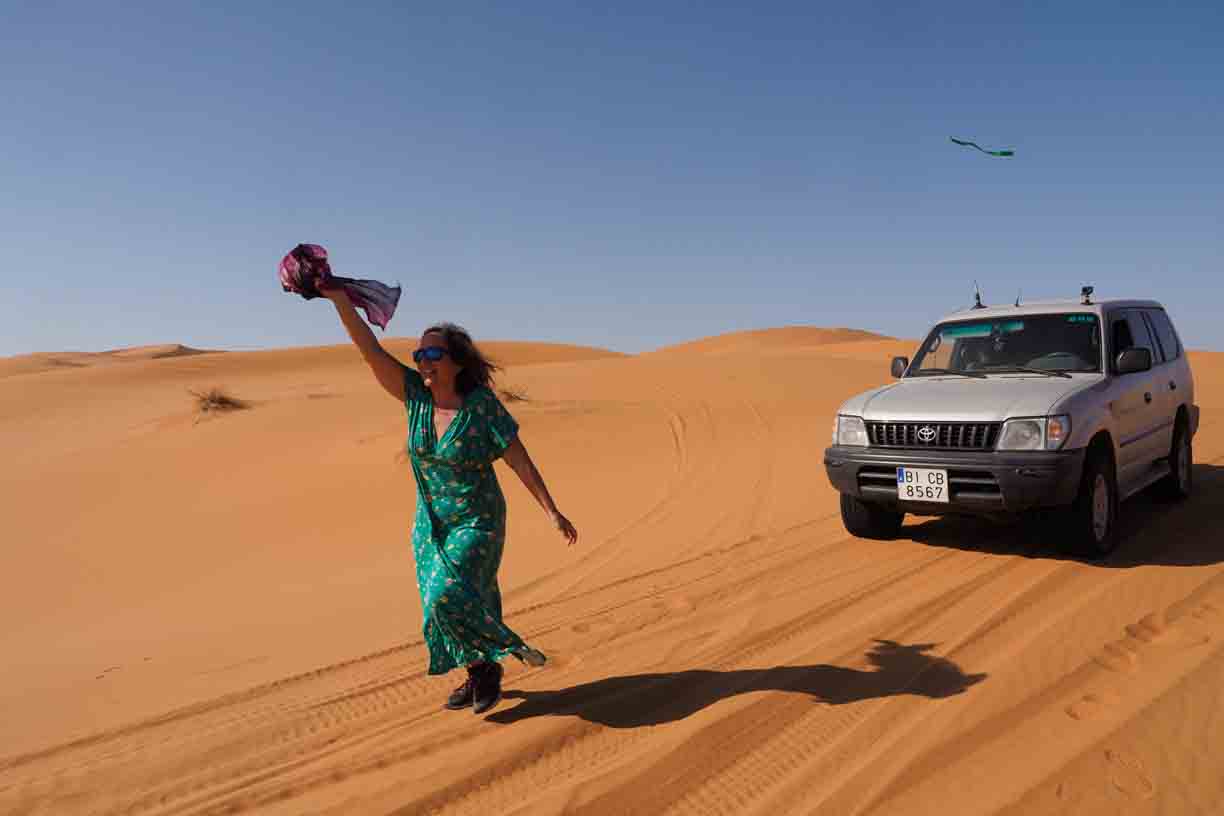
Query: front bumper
823 445 1086 516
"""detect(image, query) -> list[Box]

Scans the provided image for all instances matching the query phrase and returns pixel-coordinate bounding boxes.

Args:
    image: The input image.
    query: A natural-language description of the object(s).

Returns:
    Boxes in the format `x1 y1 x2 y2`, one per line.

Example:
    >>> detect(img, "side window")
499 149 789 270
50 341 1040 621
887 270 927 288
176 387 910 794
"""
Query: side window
1110 311 1155 373
1125 311 1156 356
1141 313 1167 364
1146 309 1182 362
1111 315 1134 355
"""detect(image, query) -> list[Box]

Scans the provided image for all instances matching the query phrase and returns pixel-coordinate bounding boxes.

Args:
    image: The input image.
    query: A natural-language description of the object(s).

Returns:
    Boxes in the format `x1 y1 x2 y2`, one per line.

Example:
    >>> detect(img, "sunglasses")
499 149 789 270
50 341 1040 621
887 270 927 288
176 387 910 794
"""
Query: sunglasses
412 346 449 363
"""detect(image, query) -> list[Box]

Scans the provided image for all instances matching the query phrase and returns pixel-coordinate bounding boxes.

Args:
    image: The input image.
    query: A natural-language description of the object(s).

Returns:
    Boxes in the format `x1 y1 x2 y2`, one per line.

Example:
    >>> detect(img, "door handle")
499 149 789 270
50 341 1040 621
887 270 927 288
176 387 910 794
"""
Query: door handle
1144 392 1152 404
1169 381 1177 391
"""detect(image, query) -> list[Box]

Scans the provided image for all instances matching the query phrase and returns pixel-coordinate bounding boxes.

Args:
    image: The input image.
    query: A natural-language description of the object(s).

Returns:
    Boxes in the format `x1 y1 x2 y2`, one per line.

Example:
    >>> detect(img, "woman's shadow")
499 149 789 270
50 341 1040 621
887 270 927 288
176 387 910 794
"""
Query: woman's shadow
487 640 985 728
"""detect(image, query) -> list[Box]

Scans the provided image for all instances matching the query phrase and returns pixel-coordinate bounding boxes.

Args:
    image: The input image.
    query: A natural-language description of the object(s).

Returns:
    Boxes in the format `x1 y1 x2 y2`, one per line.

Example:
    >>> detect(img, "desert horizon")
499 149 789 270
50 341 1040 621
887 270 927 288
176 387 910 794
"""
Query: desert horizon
2 324 1221 814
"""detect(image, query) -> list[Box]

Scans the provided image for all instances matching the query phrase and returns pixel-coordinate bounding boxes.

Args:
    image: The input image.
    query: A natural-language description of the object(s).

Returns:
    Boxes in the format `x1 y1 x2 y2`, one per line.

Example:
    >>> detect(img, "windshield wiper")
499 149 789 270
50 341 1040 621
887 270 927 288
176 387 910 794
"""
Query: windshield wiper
980 365 1072 379
909 368 987 379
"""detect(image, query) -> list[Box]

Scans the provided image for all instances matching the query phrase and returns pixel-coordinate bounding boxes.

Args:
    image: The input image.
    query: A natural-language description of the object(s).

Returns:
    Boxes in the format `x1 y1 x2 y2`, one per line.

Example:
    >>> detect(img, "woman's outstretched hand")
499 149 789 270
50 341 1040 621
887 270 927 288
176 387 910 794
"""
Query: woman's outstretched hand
551 510 578 547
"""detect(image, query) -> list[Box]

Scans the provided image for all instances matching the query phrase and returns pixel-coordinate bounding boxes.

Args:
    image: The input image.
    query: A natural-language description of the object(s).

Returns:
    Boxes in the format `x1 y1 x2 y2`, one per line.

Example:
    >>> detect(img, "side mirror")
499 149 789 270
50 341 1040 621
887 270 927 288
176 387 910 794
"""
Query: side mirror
1115 347 1152 375
890 356 909 378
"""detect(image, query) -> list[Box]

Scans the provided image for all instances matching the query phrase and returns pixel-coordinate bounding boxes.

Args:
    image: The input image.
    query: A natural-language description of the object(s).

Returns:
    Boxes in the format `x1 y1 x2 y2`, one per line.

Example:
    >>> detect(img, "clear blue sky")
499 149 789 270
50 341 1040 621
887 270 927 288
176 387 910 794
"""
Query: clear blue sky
3 1 1221 355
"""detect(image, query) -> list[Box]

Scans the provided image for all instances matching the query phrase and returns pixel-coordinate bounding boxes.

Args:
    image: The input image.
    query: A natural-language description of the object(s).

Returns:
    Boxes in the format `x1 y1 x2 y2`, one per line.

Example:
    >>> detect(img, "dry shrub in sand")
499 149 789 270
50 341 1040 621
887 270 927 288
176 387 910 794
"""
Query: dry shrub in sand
189 387 250 422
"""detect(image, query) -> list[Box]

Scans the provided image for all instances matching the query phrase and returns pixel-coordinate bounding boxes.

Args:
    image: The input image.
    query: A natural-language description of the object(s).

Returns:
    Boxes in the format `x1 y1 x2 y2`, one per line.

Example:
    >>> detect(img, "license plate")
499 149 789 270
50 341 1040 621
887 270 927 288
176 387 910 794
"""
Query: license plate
897 467 949 503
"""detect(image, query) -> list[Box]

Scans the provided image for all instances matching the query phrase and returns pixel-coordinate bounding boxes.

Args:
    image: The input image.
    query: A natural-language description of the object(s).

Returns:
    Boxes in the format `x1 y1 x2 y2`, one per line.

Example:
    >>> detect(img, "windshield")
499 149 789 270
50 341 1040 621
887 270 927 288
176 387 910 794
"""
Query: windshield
909 313 1102 375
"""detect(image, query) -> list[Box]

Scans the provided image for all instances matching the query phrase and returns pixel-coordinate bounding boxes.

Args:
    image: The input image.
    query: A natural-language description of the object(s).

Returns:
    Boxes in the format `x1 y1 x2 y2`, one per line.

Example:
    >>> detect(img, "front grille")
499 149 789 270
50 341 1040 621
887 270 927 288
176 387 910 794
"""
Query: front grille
866 421 1001 450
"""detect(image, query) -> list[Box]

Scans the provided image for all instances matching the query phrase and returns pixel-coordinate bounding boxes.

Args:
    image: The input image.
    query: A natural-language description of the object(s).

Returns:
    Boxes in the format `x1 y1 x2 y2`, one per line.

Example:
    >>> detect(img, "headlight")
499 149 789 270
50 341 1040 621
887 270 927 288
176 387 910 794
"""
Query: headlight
997 415 1071 451
835 415 869 447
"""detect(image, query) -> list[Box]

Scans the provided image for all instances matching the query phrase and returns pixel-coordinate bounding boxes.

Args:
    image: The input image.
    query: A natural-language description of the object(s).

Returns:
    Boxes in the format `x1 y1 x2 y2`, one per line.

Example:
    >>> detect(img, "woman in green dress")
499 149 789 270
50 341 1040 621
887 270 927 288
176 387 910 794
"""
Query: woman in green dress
322 283 578 715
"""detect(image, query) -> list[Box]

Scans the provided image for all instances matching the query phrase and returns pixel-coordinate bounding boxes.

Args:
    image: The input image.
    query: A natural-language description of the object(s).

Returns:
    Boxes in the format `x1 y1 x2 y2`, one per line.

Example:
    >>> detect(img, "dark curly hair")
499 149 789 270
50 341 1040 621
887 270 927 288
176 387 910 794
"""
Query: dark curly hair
422 322 500 395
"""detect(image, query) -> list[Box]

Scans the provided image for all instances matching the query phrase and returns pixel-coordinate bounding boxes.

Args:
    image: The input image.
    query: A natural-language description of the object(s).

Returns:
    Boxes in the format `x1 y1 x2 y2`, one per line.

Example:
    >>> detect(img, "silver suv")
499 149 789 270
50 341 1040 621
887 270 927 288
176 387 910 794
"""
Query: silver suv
823 291 1199 557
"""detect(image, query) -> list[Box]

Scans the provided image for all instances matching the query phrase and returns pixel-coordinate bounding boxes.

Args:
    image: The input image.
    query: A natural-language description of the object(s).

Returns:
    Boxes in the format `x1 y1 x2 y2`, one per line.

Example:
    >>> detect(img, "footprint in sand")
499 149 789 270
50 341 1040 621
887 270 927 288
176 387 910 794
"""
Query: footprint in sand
541 652 580 670
647 595 695 615
1065 689 1121 721
1095 640 1141 673
1053 778 1088 808
665 595 695 613
1128 611 1213 651
1105 748 1155 799
1191 602 1221 621
570 617 614 635
1125 612 1171 644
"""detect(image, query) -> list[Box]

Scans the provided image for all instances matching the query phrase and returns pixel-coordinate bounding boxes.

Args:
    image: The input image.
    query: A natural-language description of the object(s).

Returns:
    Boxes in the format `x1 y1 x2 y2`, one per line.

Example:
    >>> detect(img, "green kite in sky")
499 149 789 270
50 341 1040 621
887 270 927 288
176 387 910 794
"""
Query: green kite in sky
950 137 1015 157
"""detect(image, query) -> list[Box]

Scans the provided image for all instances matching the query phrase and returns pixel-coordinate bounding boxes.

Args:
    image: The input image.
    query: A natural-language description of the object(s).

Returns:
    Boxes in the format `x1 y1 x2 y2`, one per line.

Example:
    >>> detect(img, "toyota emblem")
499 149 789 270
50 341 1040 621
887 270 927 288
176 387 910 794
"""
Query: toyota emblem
917 425 937 443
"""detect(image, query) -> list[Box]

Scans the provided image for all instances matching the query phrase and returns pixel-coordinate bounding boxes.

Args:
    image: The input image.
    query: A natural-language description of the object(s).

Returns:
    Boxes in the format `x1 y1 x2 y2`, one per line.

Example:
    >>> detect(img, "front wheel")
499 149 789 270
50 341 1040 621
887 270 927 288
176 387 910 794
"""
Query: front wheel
840 494 904 540
1063 449 1118 559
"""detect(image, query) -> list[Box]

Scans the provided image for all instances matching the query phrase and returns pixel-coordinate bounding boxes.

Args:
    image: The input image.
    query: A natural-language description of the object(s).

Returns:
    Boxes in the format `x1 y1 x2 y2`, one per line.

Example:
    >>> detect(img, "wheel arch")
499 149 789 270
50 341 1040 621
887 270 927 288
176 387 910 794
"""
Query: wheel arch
1174 403 1190 432
1086 429 1116 467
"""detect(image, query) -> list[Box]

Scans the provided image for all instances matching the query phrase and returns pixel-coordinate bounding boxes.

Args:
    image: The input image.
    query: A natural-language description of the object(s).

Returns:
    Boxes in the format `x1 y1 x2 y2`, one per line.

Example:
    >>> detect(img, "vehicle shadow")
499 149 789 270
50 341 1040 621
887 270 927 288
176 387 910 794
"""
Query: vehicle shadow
487 640 986 728
904 463 1224 567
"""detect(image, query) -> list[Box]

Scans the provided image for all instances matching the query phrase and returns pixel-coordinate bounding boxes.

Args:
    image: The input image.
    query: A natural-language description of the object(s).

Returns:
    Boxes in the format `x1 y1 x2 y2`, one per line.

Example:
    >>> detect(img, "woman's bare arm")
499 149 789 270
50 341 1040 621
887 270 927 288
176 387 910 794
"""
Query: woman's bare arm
501 436 578 546
323 286 405 402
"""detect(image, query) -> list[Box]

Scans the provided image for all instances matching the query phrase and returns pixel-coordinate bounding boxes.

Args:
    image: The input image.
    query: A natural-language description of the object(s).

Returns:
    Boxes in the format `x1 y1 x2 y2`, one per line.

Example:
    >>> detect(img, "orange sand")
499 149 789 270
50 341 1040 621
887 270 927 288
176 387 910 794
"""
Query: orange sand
1 329 1221 815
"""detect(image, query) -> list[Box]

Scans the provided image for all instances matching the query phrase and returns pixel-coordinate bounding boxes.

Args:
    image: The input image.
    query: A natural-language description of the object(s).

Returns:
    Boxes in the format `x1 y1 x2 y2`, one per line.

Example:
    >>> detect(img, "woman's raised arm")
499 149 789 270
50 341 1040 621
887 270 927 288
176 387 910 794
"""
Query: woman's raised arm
322 284 406 402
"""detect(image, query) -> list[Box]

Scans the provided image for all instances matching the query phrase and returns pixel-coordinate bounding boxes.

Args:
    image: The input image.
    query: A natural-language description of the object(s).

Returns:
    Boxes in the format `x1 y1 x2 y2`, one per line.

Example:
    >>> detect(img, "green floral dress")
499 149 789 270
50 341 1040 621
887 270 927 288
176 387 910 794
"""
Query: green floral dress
402 366 544 674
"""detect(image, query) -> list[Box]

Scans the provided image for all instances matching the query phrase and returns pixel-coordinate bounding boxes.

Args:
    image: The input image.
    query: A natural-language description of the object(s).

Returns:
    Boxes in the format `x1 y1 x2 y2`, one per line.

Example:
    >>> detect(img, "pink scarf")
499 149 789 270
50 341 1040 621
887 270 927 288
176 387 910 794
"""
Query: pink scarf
279 244 401 330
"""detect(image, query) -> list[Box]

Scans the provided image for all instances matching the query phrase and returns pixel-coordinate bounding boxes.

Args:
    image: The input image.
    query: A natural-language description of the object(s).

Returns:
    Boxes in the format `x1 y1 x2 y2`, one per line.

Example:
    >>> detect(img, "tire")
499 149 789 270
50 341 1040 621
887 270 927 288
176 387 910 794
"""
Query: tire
1155 418 1193 501
1063 447 1119 559
840 494 904 540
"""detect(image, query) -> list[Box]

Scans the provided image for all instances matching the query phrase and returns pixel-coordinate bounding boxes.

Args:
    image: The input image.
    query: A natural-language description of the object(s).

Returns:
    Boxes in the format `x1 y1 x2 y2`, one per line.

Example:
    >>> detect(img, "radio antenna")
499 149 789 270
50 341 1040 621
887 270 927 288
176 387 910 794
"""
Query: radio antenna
1015 289 1022 307
972 281 986 310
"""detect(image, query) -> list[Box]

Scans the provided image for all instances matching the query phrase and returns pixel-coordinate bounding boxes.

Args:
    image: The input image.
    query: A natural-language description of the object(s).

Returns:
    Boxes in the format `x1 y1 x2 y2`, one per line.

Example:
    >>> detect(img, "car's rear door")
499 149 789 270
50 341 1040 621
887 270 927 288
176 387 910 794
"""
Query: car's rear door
1139 309 1176 457
1144 307 1191 435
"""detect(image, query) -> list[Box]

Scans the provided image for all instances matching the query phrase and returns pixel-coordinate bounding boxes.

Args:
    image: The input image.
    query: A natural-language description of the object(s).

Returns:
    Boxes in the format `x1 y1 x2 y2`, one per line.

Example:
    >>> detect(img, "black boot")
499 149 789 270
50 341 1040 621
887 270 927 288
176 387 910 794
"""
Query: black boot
471 661 504 715
444 669 476 710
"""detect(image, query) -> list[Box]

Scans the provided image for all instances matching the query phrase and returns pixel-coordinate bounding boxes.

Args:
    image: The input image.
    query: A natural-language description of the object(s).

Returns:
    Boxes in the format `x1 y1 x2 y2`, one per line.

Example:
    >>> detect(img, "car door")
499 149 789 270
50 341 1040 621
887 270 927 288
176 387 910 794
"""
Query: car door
1106 309 1162 489
1141 309 1179 456
1145 307 1192 429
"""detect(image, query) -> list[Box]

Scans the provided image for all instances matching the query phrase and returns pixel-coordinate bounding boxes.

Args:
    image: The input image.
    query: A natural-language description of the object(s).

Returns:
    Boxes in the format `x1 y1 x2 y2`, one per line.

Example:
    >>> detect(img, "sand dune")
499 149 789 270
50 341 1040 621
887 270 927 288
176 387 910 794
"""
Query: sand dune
653 325 889 355
385 337 626 367
0 339 615 381
1 329 1222 815
0 343 214 379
